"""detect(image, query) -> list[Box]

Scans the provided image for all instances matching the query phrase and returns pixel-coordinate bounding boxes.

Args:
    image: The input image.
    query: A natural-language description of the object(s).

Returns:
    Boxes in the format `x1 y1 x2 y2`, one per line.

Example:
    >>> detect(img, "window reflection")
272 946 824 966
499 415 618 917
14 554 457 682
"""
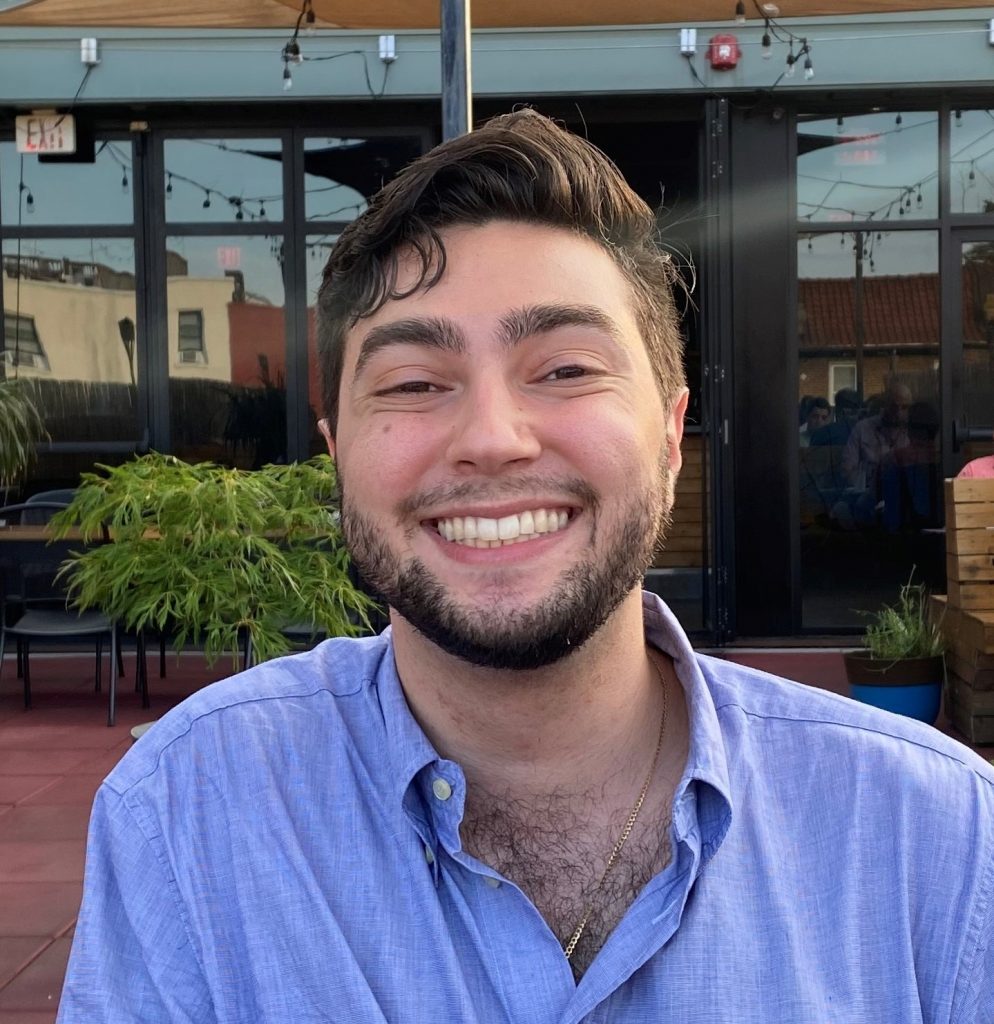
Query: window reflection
0 142 134 226
164 139 284 223
797 230 941 628
797 112 937 223
166 235 287 467
958 241 994 470
303 137 421 222
1 238 138 444
950 110 994 214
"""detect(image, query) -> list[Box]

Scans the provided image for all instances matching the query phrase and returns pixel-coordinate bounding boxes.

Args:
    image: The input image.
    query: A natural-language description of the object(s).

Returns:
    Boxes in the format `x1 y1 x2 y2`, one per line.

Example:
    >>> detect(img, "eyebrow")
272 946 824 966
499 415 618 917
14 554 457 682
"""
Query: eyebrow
350 302 624 382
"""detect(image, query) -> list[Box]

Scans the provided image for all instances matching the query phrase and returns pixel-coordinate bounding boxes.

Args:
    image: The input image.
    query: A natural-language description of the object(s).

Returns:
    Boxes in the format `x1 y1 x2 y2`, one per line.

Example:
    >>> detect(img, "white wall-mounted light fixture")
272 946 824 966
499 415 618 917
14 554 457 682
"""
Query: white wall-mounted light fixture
80 37 99 66
680 28 697 56
379 34 397 63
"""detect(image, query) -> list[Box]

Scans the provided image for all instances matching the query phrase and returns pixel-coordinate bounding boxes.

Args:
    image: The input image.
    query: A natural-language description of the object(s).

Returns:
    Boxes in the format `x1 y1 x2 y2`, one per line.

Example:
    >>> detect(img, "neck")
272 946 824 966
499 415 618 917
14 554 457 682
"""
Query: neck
390 590 671 802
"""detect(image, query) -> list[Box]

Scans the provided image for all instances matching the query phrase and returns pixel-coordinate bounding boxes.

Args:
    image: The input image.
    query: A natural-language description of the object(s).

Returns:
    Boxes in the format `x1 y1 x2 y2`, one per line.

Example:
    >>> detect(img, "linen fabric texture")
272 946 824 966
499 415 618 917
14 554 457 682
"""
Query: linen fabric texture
57 593 994 1023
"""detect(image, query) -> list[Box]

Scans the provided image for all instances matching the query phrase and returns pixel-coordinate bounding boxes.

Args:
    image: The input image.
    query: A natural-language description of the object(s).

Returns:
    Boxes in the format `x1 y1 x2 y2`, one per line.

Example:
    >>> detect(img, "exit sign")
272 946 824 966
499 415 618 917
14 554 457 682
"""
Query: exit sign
15 114 76 155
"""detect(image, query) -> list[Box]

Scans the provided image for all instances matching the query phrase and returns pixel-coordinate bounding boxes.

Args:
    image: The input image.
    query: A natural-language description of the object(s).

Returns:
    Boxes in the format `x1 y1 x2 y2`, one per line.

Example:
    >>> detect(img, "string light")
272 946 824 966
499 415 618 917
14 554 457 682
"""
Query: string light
955 109 963 127
784 44 796 77
803 53 814 80
282 63 293 91
121 169 129 193
202 189 212 209
761 30 772 58
303 0 316 34
734 0 746 23
895 112 903 129
166 173 173 198
19 181 34 214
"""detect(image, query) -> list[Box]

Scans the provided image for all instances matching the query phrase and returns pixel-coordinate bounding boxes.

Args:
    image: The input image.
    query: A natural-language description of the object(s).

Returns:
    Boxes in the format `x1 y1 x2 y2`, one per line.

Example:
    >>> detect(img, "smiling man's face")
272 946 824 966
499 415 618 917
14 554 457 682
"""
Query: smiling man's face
325 220 688 669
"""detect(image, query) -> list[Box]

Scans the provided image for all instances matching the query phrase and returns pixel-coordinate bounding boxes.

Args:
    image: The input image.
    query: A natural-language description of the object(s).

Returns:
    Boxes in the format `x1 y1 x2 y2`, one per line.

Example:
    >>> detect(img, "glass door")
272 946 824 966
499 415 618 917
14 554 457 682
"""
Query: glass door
951 235 994 475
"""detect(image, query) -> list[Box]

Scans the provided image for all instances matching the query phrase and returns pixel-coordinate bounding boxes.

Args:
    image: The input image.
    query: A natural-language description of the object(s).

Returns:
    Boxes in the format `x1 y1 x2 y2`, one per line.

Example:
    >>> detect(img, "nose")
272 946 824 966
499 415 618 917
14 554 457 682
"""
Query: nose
445 377 541 474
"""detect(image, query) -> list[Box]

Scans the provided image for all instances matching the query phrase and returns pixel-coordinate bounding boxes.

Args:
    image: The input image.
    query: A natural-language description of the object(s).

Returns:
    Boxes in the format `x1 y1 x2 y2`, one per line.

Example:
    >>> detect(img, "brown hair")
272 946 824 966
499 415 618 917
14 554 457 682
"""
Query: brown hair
316 109 686 431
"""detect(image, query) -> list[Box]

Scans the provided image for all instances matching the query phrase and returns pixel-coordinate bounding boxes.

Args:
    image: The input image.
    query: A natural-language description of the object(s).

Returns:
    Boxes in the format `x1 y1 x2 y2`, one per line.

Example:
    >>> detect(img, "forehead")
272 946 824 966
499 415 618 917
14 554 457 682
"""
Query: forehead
345 221 642 354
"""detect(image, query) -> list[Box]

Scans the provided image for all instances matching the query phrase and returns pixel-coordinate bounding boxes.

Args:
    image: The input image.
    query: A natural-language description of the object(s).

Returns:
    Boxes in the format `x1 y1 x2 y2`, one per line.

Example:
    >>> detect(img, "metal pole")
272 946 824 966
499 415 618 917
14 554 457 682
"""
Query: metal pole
440 0 472 140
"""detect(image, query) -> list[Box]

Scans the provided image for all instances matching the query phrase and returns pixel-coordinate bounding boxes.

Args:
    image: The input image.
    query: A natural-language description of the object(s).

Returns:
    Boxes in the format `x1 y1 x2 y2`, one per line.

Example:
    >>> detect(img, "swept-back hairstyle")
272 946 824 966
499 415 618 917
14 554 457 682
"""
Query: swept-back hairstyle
316 108 686 431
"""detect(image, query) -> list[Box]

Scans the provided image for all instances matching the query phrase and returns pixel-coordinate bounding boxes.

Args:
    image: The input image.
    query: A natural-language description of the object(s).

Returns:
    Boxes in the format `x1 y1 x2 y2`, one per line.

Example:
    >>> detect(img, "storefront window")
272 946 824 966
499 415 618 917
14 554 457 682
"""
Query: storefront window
950 109 994 215
797 111 938 223
0 141 135 227
797 229 941 628
164 139 284 224
303 136 421 223
166 235 286 467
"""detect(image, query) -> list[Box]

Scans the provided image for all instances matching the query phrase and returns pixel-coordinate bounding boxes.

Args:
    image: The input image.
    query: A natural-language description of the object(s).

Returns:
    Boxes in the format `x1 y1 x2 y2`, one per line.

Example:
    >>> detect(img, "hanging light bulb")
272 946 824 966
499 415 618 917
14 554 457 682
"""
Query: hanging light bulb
761 31 772 59
784 47 796 77
121 170 129 193
807 237 813 251
234 199 244 221
166 173 173 198
283 39 302 64
259 202 267 219
916 187 923 207
304 0 317 34
203 190 212 209
895 112 903 129
26 189 34 213
836 115 844 133
839 234 845 248
734 0 746 23
969 162 977 183
282 64 293 91
955 109 963 127
803 53 814 80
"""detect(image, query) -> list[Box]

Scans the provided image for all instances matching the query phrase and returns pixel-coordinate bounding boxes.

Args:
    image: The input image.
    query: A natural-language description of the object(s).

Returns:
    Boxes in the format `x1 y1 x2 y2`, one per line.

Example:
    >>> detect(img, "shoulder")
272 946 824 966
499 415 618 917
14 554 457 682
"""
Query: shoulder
104 631 394 797
695 652 994 799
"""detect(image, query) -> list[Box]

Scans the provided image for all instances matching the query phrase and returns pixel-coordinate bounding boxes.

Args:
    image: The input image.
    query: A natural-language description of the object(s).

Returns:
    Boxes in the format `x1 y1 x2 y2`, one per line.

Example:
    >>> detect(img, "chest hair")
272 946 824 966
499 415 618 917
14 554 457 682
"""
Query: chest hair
461 786 672 979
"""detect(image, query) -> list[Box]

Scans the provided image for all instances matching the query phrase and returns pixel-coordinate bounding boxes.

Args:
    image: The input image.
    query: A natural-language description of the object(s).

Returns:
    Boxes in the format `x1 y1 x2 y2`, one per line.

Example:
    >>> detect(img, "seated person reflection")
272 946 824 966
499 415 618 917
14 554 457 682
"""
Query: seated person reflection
798 395 830 447
881 400 941 532
837 380 912 525
57 111 994 1023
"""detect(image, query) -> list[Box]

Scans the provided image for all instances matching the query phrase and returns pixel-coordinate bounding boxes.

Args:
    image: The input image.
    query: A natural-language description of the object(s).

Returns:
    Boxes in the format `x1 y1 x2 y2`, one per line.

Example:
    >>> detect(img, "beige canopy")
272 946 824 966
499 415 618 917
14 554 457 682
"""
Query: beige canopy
0 0 989 30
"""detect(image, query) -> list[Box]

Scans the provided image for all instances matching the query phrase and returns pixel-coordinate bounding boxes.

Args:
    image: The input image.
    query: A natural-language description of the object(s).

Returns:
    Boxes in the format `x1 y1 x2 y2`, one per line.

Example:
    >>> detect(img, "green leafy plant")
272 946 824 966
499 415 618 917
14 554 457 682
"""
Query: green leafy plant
50 453 378 665
861 579 946 662
0 380 46 489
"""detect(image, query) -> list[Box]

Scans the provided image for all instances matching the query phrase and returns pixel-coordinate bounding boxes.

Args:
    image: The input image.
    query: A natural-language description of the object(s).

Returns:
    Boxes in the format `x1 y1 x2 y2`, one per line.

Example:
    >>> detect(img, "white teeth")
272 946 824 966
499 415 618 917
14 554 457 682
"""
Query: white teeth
477 518 499 542
497 515 520 541
434 508 572 547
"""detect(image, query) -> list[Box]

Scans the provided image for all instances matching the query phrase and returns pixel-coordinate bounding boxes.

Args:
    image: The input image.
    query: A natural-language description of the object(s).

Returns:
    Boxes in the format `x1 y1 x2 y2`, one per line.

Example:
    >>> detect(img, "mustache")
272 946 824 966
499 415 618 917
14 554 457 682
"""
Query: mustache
397 476 600 518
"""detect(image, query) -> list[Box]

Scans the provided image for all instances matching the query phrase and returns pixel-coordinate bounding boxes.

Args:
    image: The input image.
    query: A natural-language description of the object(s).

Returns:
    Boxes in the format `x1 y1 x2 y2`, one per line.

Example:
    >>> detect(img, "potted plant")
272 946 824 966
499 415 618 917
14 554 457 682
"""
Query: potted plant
843 579 947 724
0 380 46 499
50 453 378 667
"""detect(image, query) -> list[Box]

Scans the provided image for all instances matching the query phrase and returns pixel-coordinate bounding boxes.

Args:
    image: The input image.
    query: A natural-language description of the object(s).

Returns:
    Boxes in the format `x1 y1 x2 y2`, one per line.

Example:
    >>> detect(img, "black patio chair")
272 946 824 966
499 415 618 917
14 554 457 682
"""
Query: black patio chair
0 501 139 726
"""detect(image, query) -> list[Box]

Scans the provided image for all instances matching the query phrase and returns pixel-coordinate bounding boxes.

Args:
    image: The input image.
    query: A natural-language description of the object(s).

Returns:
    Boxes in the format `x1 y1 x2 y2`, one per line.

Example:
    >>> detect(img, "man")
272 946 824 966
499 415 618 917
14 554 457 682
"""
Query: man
810 386 861 447
841 380 912 492
798 395 829 447
58 111 993 1021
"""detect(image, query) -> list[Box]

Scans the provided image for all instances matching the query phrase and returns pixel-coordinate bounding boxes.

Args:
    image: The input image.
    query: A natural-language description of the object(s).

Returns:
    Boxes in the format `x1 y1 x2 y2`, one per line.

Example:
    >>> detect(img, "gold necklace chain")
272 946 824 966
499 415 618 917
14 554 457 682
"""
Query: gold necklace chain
563 658 668 961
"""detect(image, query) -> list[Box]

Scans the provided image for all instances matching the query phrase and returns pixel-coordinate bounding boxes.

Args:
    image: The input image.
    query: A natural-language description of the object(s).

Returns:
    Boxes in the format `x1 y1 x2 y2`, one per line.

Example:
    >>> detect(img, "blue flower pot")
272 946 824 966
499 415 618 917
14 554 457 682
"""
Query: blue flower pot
843 652 944 725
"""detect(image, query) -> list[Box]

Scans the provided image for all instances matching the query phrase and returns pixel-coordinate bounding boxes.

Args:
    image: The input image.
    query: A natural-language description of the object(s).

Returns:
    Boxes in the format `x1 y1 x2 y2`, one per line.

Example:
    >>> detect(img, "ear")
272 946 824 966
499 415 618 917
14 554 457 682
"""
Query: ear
666 389 690 474
317 418 336 460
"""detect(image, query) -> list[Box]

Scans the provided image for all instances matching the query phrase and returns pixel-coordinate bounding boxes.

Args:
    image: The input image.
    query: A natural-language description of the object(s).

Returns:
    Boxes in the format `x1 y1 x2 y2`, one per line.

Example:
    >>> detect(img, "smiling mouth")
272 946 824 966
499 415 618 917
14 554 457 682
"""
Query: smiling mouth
429 508 574 549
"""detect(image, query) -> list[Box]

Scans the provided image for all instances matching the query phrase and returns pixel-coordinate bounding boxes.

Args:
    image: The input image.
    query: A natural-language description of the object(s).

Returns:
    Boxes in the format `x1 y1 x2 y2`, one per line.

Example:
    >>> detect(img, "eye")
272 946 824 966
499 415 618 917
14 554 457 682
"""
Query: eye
375 380 444 396
542 365 590 382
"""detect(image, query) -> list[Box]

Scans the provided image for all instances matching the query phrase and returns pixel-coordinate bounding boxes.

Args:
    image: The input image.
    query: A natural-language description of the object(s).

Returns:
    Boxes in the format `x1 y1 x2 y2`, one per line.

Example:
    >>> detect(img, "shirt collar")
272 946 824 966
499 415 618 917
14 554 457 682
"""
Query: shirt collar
375 593 734 859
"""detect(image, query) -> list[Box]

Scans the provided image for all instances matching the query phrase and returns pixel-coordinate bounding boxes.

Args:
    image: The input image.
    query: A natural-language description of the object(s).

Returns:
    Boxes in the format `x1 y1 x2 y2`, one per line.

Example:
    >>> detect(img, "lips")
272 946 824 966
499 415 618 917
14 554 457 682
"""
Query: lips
431 507 571 548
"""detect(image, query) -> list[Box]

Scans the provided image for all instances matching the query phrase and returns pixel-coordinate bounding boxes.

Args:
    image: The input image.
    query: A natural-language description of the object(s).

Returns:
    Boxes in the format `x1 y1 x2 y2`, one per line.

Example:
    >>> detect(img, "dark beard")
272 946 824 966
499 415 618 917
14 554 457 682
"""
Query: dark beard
339 468 672 671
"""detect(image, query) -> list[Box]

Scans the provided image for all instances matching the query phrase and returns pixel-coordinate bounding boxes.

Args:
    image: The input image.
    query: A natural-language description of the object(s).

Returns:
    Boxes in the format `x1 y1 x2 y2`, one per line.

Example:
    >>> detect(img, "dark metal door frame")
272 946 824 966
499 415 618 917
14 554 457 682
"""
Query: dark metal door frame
701 97 735 643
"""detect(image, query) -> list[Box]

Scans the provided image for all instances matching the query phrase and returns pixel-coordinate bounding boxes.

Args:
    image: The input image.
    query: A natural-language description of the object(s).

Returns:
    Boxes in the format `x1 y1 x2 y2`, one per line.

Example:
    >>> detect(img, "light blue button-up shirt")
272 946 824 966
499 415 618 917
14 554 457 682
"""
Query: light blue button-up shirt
58 594 994 1022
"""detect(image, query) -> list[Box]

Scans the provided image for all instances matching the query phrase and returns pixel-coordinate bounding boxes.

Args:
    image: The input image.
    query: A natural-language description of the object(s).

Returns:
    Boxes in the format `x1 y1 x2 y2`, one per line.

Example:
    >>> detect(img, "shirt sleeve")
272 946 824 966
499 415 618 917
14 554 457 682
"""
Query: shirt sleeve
56 785 215 1024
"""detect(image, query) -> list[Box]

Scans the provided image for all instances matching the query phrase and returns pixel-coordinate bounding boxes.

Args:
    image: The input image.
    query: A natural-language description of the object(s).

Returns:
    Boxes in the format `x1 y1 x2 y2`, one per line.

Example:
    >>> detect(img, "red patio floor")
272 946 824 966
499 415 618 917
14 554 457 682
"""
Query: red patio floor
0 647 990 1022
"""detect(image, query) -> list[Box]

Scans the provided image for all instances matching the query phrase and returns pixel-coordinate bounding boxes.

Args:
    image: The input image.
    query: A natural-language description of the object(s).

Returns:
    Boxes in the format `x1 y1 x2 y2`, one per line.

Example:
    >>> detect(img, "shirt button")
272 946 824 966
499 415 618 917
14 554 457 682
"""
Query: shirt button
432 778 453 801
484 876 501 889
424 845 435 864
